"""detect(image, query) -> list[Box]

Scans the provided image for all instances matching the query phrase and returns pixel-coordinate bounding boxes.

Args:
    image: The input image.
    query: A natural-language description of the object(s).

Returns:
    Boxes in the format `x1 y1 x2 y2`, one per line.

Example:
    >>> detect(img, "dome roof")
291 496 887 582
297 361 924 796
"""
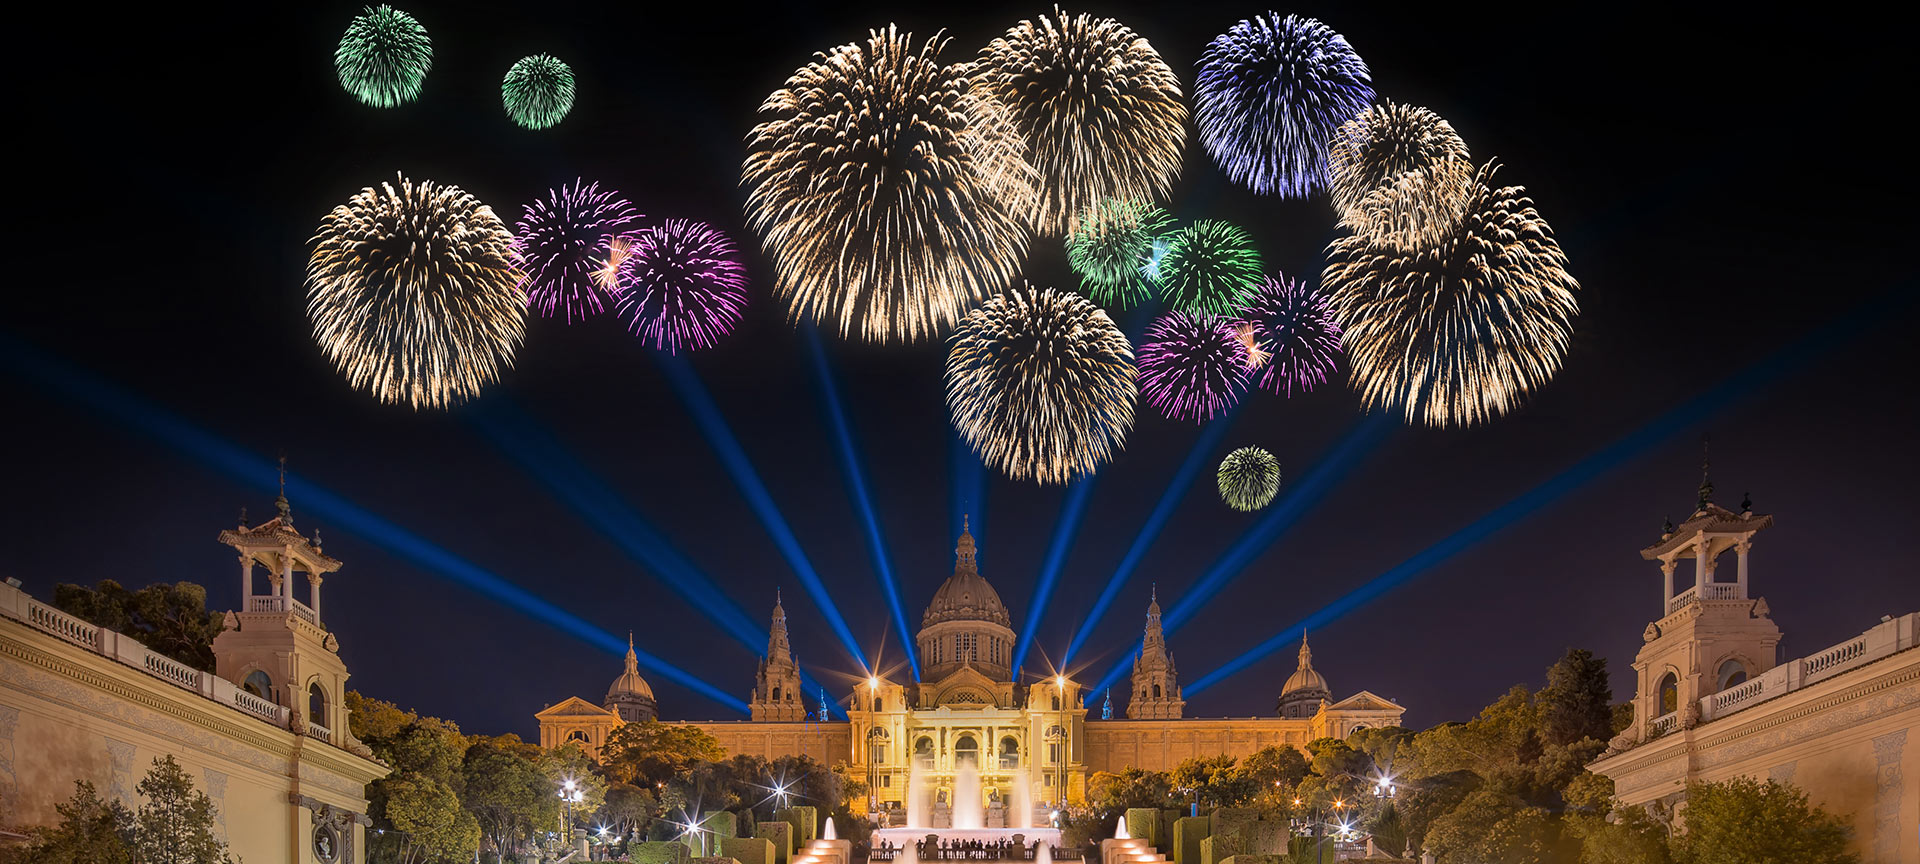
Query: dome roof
1281 634 1329 696
607 636 655 702
922 519 1012 629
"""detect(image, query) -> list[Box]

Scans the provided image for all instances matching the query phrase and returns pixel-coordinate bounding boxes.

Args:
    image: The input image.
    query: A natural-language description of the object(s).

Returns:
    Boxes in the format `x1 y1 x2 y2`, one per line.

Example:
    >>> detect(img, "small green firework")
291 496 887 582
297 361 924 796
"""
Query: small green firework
1153 220 1264 316
502 54 575 130
1217 446 1281 511
1065 199 1175 309
335 5 432 108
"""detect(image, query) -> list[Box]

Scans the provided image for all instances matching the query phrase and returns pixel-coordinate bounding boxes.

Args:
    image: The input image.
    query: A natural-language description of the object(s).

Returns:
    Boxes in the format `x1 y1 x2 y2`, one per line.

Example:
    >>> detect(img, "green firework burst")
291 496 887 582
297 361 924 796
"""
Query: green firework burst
1217 446 1281 511
1065 199 1175 308
335 5 432 108
1152 220 1264 316
502 54 575 130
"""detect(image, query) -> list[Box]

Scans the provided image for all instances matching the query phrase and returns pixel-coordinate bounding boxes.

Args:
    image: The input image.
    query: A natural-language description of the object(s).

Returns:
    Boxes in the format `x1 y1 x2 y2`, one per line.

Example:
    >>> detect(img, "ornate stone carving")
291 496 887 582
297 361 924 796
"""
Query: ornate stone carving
1871 729 1905 864
1643 623 1660 642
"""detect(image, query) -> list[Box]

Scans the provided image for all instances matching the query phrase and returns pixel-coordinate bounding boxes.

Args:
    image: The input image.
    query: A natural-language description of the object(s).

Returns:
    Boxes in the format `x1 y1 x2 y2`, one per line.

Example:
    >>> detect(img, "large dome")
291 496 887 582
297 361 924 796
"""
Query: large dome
606 638 655 702
922 520 1012 629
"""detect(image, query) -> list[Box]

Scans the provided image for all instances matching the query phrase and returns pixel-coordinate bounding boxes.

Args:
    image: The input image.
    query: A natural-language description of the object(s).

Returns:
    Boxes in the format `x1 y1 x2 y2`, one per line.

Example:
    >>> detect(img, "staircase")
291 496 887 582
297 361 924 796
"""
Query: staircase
795 837 850 864
1103 838 1168 864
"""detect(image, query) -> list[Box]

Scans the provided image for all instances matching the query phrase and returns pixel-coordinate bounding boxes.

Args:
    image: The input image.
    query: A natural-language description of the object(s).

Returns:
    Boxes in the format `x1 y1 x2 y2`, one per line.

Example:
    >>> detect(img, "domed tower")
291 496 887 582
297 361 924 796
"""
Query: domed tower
919 517 1016 682
1276 634 1332 718
605 634 658 723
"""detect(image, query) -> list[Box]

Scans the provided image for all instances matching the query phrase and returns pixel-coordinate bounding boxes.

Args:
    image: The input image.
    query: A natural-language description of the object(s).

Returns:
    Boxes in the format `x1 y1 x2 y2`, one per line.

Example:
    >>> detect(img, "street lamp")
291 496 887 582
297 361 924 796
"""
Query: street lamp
557 779 585 845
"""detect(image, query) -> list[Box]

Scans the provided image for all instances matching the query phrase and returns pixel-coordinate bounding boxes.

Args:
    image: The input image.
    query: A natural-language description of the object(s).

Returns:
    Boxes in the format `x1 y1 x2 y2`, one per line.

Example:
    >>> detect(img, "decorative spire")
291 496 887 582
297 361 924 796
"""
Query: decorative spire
275 454 292 524
766 590 794 666
1661 516 1674 539
1741 491 1753 515
312 528 323 550
238 505 249 528
1696 439 1713 513
623 632 639 674
817 687 831 722
955 515 977 568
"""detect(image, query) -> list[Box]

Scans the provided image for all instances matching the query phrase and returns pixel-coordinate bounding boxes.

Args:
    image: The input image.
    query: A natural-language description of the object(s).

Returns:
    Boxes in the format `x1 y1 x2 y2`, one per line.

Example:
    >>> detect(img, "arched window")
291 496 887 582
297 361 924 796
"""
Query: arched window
1152 684 1162 699
999 737 1020 769
241 670 273 702
954 735 979 768
1051 695 1061 711
1656 672 1679 715
1716 659 1749 691
873 696 883 713
567 729 590 743
308 681 328 727
772 686 782 701
870 741 886 764
913 737 934 768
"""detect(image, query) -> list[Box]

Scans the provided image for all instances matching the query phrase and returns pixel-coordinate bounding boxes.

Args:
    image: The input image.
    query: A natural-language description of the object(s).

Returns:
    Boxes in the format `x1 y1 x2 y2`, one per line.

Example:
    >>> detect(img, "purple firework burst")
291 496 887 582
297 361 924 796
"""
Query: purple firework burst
1138 312 1250 422
1237 274 1343 397
615 219 749 352
1194 14 1374 198
514 180 642 323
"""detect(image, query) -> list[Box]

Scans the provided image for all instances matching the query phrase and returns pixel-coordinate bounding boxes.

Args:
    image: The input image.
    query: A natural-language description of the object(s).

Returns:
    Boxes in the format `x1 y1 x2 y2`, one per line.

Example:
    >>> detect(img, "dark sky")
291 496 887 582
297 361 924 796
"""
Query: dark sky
6 2 1916 741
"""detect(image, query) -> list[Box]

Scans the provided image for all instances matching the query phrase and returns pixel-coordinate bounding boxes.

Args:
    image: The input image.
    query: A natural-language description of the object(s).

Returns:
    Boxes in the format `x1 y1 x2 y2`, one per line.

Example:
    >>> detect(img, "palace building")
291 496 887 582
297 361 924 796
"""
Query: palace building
538 519 1405 816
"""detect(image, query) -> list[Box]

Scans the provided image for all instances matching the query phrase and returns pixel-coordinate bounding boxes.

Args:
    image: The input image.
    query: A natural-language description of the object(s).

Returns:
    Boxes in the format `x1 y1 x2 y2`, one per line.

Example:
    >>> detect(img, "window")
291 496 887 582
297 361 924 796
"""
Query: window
914 737 935 768
1051 695 1061 711
241 670 273 702
308 682 328 727
567 729 590 743
999 737 1020 769
773 686 782 701
956 633 977 662
873 697 883 713
1656 672 1679 715
871 742 887 764
883 775 891 787
1152 684 1161 699
1048 742 1061 764
1716 659 1749 691
954 735 979 767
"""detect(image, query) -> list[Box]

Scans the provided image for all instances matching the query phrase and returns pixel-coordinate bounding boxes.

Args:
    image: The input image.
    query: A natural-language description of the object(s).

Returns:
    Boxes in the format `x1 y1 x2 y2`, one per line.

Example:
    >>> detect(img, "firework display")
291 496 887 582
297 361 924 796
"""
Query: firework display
306 175 526 409
1153 220 1264 316
946 285 1137 484
335 5 433 108
615 219 750 353
1065 199 1175 308
1328 101 1474 249
974 10 1187 236
513 180 641 323
1236 274 1343 397
1217 446 1281 511
744 26 1036 344
1194 13 1373 197
1324 161 1579 427
502 54 575 129
1138 312 1250 423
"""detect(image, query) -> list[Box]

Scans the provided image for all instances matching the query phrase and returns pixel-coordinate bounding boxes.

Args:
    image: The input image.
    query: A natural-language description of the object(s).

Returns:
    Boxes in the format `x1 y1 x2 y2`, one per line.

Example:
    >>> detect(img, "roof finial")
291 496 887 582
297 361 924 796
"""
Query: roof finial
275 454 292 523
963 513 970 534
238 505 249 528
1696 437 1713 512
1741 491 1753 515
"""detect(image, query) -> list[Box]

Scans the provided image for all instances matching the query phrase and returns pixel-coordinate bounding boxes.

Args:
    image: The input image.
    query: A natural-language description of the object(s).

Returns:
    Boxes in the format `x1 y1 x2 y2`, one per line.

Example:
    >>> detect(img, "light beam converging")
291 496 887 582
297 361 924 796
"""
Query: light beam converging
806 327 918 681
657 353 871 674
949 426 987 554
0 335 746 713
1062 413 1234 668
1184 285 1911 695
467 400 843 714
1086 413 1396 703
1011 475 1098 679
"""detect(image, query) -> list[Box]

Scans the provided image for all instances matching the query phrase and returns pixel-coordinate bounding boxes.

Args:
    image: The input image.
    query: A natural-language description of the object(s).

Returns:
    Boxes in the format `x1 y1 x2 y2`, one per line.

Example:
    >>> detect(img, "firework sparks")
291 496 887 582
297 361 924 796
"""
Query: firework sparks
974 8 1187 236
513 180 641 323
1153 220 1264 316
1328 101 1474 250
1065 199 1175 308
335 5 432 108
1324 160 1579 427
502 54 575 129
1235 274 1342 397
614 220 750 353
1217 446 1281 511
744 26 1036 344
306 174 525 409
946 284 1136 484
1194 13 1373 197
1138 312 1250 423
594 235 635 291
1233 322 1271 371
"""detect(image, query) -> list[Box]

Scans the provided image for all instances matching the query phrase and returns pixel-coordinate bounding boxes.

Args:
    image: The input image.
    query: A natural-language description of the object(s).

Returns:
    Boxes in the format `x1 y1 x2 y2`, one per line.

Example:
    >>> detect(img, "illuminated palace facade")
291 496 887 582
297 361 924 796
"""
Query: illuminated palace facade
539 522 1404 814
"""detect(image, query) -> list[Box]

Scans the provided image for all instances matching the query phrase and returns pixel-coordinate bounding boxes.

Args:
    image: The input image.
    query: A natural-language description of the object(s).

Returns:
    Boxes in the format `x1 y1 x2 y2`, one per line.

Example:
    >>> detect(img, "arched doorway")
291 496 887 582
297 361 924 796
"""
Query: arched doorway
999 737 1020 769
953 735 979 768
241 670 273 703
1716 659 1749 691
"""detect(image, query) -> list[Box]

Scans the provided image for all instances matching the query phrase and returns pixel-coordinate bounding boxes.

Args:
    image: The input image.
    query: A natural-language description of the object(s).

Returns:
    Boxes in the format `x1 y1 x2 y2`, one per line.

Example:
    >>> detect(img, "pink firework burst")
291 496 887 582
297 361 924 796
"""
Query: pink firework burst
514 180 642 323
1138 312 1250 422
614 219 750 352
1236 274 1342 397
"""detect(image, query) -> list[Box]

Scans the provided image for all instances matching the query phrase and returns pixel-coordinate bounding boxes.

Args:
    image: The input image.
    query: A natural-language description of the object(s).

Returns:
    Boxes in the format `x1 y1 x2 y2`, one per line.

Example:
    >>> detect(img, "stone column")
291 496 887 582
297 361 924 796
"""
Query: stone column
239 557 251 604
282 557 295 610
1693 533 1709 591
1661 560 1675 612
1735 539 1751 596
309 574 322 623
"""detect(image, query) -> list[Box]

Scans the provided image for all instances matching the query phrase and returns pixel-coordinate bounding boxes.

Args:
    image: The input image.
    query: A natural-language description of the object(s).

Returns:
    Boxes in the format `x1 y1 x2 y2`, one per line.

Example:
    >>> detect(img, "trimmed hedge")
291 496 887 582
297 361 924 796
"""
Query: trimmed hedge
722 837 776 864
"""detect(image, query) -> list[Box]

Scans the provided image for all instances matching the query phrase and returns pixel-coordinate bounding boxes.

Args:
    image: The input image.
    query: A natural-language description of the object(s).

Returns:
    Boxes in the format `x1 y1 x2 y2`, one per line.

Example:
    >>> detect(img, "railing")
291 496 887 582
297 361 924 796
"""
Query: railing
1691 612 1917 725
27 599 100 650
289 599 317 625
142 650 201 690
1706 676 1766 716
1648 712 1679 737
1805 637 1867 681
246 596 283 613
1700 583 1741 600
307 722 333 745
232 687 285 722
1667 586 1698 614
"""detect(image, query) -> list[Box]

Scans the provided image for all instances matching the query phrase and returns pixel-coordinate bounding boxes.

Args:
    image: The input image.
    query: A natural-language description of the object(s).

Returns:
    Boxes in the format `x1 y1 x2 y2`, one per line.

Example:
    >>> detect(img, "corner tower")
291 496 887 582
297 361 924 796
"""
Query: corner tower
1127 587 1184 718
1626 466 1780 741
919 517 1015 682
751 591 805 721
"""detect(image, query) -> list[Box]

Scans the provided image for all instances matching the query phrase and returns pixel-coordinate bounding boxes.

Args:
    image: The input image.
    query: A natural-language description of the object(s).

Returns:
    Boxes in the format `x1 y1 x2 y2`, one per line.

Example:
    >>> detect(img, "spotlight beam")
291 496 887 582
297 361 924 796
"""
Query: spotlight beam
1086 414 1395 702
1063 411 1234 668
0 335 747 713
950 427 987 551
658 353 870 675
805 328 918 681
1012 474 1097 678
1186 285 1912 695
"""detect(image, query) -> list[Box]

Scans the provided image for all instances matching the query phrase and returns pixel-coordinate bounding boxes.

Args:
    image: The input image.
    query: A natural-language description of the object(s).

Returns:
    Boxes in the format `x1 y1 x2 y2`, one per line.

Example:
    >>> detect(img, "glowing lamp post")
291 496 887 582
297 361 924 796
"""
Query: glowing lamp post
557 778 585 845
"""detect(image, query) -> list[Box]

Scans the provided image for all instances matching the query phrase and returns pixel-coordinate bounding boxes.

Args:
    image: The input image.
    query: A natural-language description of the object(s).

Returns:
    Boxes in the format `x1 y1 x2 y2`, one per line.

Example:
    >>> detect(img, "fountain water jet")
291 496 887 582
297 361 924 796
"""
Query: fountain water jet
824 817 836 840
1035 842 1053 864
1012 773 1031 829
1115 815 1131 840
953 762 983 830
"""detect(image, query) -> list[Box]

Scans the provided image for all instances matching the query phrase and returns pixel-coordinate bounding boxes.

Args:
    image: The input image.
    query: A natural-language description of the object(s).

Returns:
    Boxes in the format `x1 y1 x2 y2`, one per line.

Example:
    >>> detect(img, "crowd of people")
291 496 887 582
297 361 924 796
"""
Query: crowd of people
869 836 1067 862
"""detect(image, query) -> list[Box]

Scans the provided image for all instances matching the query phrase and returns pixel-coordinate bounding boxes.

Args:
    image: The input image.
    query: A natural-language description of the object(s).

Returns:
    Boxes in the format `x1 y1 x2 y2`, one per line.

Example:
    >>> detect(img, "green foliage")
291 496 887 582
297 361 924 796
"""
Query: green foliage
1367 801 1406 858
1238 746 1310 794
635 840 695 864
1421 786 1570 864
723 837 778 864
13 780 134 864
1567 805 1671 864
599 782 660 840
1172 815 1210 864
1346 727 1415 776
1610 702 1635 736
1172 755 1259 809
1671 778 1857 864
53 579 224 672
1539 649 1616 748
378 775 482 864
1125 808 1162 848
604 720 728 787
133 756 234 864
1087 767 1178 831
462 735 549 861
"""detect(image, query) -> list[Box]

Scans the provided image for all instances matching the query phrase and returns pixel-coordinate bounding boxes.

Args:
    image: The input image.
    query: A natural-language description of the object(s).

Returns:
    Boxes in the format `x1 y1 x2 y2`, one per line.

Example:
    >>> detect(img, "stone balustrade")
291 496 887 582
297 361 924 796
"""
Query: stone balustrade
309 722 334 744
1648 712 1679 737
1695 611 1917 723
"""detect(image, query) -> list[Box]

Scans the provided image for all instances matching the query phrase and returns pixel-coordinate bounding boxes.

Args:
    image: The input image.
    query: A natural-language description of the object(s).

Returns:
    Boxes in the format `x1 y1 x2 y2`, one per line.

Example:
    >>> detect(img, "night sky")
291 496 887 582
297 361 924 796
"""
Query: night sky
7 2 1916 741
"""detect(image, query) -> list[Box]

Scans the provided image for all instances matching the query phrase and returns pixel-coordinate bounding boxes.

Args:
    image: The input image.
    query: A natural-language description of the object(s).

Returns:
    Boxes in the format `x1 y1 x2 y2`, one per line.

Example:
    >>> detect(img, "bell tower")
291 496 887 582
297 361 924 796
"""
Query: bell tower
1127 587 1185 719
1626 460 1781 742
751 591 805 721
212 461 357 744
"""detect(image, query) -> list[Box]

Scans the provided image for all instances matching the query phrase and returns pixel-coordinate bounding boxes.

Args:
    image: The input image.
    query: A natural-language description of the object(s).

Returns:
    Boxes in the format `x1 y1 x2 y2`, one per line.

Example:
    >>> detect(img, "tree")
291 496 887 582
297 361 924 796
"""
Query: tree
1347 726 1416 777
601 720 726 787
1170 755 1257 809
1568 805 1671 864
1367 801 1407 858
1671 778 1857 864
12 781 134 864
1539 649 1615 748
597 783 658 840
381 776 483 864
463 736 548 862
1085 767 1176 827
541 743 608 835
1239 745 1310 793
54 580 225 671
1421 784 1570 864
133 755 234 864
